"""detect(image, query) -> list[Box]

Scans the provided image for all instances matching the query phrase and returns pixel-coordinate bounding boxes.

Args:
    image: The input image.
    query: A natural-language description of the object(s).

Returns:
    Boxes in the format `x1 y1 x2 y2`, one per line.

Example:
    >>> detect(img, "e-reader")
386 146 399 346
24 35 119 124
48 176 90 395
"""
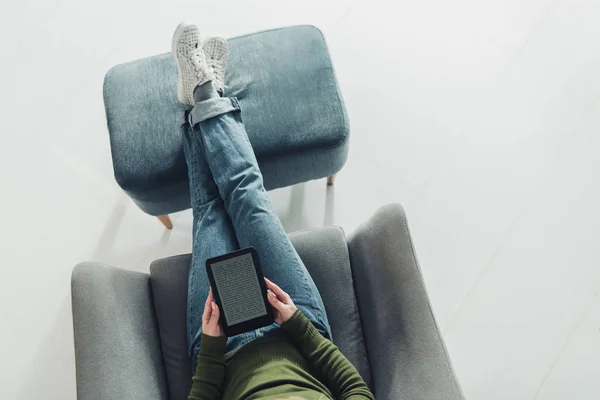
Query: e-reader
205 247 274 337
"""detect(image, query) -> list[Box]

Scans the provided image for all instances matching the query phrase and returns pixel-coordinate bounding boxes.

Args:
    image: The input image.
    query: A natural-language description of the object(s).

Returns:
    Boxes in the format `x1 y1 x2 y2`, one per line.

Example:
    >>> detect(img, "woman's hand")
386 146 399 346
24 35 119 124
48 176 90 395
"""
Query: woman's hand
265 278 297 325
202 288 224 337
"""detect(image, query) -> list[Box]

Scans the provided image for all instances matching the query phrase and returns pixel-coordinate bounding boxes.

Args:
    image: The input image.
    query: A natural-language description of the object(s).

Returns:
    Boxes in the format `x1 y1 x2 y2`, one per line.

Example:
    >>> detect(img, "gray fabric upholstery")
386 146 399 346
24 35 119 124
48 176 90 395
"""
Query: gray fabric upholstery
71 263 168 400
348 204 464 400
149 255 192 400
71 204 464 400
104 25 349 216
289 227 372 387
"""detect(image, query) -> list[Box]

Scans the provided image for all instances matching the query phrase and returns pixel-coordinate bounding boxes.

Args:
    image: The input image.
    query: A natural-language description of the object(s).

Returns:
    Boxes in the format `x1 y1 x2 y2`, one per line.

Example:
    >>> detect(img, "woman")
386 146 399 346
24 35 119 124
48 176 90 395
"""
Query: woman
173 21 375 400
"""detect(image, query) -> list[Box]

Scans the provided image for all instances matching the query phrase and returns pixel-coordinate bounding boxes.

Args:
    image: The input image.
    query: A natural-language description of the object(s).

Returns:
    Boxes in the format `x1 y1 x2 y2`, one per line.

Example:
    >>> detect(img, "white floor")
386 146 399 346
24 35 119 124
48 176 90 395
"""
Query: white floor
2 0 600 398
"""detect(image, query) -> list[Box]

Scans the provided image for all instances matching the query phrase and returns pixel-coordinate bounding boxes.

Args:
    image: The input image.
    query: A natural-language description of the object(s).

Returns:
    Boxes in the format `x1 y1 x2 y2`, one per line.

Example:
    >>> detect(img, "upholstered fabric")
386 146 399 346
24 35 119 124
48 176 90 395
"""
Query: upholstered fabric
149 226 370 400
348 204 464 399
71 263 169 400
104 25 349 216
148 255 191 400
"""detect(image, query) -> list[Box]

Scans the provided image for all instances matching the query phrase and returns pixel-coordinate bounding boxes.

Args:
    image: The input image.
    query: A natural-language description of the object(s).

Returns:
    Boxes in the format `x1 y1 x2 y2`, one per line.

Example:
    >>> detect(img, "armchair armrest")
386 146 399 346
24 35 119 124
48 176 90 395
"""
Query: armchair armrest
71 262 168 400
348 204 464 400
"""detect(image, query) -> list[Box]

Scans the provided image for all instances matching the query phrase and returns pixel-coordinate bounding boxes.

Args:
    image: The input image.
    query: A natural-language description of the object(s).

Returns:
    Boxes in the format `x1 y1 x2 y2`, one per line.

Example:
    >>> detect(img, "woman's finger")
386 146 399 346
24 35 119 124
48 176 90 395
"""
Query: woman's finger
202 290 213 322
209 302 220 325
264 278 290 302
267 289 284 310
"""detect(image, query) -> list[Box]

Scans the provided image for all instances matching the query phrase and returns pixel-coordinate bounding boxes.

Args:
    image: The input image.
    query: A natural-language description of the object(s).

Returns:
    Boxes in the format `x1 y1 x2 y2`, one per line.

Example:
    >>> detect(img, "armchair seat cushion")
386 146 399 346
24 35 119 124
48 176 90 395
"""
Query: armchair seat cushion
103 25 349 215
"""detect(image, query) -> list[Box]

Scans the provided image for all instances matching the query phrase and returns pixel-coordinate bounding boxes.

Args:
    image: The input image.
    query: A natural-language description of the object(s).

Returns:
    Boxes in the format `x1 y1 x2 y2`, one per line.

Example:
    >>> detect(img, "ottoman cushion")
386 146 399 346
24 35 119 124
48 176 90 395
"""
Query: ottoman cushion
103 25 349 215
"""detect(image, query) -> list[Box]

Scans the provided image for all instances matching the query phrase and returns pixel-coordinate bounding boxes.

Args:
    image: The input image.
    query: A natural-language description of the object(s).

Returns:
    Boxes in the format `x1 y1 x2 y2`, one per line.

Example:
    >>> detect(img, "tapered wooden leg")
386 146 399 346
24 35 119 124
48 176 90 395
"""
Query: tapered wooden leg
327 174 336 186
157 215 173 230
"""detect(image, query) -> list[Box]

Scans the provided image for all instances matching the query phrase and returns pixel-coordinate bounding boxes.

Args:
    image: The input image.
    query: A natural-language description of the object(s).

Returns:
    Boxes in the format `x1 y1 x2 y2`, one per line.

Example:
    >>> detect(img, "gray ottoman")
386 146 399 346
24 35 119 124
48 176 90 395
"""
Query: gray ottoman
103 25 349 228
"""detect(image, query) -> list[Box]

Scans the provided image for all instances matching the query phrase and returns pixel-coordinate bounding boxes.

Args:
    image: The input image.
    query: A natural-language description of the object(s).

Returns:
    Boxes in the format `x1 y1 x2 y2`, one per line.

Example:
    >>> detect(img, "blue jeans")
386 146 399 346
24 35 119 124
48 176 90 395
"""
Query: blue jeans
183 96 332 370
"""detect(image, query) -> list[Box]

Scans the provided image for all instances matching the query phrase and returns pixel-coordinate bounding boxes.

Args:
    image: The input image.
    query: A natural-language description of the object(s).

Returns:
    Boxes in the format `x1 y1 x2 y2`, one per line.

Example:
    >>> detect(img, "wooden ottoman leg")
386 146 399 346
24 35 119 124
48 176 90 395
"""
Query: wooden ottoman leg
327 174 337 186
157 215 173 230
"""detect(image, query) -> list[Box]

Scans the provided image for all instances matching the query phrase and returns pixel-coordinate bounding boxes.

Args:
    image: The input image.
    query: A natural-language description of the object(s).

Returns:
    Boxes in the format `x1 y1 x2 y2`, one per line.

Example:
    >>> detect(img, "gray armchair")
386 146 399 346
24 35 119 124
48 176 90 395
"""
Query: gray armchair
71 203 464 400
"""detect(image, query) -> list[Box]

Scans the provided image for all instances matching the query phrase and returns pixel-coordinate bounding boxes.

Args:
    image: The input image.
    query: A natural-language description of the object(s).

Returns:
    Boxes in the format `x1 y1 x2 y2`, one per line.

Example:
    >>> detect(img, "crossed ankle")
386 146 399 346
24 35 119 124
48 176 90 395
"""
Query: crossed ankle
193 81 220 103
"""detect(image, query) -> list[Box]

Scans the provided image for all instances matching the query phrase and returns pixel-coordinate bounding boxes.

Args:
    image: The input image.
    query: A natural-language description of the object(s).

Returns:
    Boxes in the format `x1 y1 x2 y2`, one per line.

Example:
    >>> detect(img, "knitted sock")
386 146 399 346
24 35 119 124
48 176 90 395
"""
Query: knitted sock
193 81 219 103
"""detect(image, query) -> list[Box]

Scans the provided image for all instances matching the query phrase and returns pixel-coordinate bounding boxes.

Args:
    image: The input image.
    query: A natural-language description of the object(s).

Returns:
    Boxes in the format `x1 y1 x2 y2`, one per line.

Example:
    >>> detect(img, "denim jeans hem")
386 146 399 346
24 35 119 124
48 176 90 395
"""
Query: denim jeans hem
189 97 240 125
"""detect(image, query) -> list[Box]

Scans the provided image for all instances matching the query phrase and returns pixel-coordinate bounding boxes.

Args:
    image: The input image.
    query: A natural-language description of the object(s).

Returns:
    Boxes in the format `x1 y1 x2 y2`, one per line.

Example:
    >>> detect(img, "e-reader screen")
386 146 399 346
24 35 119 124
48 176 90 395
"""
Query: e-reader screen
210 252 267 325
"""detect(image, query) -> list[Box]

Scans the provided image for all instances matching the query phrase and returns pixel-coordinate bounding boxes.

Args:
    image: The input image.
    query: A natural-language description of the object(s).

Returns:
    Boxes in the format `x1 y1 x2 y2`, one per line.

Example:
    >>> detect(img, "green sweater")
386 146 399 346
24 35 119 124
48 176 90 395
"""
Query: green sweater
189 310 375 400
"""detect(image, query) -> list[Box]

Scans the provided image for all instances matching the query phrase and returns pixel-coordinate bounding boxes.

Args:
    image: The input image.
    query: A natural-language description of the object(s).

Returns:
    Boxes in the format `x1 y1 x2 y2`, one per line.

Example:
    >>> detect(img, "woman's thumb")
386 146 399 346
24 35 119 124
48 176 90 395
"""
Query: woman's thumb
210 303 220 323
268 290 283 309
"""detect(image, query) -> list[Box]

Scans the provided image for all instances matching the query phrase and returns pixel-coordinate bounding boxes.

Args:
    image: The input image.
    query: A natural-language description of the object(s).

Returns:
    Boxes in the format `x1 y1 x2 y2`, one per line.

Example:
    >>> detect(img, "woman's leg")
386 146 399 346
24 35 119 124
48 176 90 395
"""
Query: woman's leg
181 114 239 369
188 98 332 340
175 22 266 370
